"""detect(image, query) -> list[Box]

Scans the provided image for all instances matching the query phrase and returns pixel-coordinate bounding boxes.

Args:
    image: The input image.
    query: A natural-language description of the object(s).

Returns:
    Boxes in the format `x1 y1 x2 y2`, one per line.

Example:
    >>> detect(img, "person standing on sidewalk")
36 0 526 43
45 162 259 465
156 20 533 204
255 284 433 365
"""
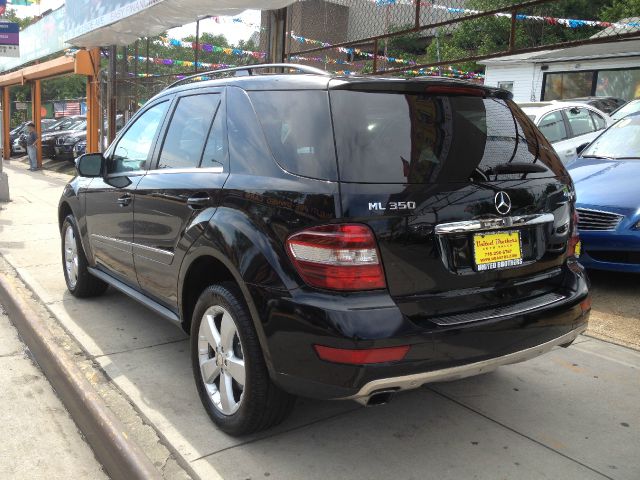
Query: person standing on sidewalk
25 122 38 172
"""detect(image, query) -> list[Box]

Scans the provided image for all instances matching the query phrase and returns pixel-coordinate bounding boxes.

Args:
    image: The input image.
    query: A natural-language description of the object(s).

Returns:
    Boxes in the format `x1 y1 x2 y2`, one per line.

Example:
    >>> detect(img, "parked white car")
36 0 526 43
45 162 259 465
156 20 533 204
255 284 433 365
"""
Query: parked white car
519 102 613 164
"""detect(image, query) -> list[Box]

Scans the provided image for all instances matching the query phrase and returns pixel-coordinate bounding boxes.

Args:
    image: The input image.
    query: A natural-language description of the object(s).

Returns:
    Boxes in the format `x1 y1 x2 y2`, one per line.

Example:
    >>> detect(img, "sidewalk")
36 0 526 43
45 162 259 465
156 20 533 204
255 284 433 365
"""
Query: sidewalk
0 305 107 480
1 160 639 480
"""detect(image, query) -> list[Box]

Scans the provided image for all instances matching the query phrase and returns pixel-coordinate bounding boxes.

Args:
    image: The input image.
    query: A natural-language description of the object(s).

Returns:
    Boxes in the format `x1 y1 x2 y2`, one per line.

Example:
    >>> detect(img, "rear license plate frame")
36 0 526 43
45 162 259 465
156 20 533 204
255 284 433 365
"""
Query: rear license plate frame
473 230 523 272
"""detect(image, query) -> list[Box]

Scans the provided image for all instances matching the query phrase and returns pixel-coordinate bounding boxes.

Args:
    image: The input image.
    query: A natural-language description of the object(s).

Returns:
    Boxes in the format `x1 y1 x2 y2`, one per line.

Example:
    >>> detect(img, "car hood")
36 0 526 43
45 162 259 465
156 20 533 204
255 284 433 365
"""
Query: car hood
567 158 640 210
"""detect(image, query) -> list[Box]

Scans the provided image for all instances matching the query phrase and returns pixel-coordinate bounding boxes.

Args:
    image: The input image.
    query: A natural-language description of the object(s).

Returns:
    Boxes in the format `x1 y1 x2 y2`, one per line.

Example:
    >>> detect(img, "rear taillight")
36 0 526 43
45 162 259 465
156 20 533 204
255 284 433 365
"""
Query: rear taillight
567 210 581 257
285 224 386 291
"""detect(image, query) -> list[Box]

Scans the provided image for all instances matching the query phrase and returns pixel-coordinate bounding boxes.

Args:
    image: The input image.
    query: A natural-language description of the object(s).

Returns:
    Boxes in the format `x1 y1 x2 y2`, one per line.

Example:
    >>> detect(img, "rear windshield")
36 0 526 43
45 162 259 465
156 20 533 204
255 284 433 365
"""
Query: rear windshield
330 91 562 183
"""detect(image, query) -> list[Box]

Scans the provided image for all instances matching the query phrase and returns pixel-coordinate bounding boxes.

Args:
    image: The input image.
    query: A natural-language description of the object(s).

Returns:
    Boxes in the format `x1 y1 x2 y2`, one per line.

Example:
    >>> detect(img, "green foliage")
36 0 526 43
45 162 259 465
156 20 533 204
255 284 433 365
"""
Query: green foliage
423 0 620 71
1 8 34 29
600 0 640 21
42 76 86 102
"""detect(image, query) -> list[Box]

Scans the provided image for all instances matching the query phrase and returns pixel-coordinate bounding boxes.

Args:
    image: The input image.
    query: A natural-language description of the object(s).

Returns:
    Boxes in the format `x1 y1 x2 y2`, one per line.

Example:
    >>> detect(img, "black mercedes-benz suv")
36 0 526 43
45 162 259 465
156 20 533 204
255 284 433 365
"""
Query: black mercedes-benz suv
59 64 590 436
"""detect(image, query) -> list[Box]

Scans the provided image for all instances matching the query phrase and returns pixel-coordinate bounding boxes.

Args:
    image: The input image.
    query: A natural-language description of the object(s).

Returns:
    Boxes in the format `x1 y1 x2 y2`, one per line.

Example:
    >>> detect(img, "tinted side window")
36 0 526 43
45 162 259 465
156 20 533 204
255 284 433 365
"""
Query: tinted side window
249 91 338 181
590 111 606 130
566 108 596 137
157 94 220 170
538 111 567 143
110 101 168 174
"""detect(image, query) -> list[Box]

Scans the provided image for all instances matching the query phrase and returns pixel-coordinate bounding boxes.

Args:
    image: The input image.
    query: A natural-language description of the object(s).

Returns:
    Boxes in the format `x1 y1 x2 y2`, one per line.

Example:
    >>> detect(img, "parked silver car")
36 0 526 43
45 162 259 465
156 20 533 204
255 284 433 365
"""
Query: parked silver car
519 102 613 164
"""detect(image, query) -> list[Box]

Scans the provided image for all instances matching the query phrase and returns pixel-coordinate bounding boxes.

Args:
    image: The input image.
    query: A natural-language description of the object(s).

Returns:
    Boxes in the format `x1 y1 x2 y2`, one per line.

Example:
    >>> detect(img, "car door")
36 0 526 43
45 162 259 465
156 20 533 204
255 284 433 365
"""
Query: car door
133 88 229 308
536 110 574 163
84 99 170 287
558 107 600 161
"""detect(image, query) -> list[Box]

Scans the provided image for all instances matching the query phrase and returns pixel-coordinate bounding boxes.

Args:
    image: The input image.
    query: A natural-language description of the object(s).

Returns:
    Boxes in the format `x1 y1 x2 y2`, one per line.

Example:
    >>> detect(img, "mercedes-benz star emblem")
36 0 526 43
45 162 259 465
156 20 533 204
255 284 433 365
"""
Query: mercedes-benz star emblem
494 191 512 215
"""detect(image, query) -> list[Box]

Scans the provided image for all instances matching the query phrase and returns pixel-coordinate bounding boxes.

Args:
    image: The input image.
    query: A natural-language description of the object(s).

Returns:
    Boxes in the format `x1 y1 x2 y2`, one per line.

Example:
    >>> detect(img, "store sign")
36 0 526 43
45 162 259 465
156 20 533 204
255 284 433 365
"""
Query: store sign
0 8 65 71
65 0 163 42
0 22 19 58
15 102 27 110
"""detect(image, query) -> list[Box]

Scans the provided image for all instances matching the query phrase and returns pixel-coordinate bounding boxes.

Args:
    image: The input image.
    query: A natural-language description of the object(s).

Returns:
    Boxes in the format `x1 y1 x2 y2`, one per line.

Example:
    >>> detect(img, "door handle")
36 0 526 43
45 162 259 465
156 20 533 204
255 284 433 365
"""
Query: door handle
187 196 211 209
117 193 132 207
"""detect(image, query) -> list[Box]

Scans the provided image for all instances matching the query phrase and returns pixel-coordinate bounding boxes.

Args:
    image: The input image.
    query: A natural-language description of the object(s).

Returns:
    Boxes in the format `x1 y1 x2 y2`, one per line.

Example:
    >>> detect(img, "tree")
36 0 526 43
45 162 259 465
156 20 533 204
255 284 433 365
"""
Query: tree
424 0 613 71
600 0 640 21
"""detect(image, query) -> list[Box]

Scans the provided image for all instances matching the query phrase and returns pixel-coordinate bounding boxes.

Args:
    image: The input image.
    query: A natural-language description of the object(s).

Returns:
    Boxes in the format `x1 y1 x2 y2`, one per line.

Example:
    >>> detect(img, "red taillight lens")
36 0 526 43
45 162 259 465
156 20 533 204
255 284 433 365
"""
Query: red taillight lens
286 224 386 291
567 210 581 257
314 345 409 365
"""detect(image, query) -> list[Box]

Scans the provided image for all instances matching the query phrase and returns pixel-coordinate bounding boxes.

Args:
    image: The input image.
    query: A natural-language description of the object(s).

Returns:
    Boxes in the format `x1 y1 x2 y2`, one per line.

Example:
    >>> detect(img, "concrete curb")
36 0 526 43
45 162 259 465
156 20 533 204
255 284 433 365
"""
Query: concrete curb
0 273 162 480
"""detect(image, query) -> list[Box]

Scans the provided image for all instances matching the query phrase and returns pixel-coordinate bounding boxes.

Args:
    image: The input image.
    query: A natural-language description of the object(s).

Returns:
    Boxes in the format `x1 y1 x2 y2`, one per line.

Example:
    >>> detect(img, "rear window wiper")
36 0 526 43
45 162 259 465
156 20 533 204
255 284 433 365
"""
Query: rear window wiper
484 162 548 176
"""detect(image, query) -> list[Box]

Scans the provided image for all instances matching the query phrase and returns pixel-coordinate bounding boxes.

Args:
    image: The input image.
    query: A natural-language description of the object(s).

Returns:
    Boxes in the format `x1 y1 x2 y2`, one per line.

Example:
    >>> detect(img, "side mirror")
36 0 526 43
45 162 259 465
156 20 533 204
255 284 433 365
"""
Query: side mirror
576 143 589 155
75 153 104 177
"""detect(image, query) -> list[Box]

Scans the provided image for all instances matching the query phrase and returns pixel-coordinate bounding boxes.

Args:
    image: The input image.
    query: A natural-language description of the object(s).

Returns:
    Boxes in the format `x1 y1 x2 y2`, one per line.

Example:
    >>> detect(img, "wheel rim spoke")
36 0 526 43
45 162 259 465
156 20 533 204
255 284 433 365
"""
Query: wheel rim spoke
200 358 220 384
219 372 235 413
226 356 245 386
220 312 236 351
199 314 221 351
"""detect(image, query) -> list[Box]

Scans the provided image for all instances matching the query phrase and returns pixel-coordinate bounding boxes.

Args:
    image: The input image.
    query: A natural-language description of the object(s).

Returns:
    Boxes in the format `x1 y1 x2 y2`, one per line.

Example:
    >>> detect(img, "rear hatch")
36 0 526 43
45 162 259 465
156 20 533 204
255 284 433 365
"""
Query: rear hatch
329 79 575 326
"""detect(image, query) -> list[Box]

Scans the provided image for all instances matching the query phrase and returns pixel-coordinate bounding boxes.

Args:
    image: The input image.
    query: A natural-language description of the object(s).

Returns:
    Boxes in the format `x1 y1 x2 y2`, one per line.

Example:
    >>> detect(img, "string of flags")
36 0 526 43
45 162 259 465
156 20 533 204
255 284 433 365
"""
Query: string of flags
123 54 235 73
370 1 640 30
157 37 267 60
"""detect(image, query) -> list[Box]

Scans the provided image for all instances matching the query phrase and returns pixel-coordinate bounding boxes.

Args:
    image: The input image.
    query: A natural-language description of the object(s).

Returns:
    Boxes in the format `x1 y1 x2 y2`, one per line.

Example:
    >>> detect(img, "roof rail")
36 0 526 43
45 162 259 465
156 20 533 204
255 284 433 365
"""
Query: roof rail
164 63 331 90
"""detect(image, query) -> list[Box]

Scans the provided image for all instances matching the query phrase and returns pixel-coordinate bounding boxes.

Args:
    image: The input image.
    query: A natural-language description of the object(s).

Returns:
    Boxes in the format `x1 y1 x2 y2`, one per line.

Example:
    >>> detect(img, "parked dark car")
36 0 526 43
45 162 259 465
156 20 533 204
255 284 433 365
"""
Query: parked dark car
560 96 626 115
59 65 590 436
567 113 640 272
41 116 86 158
54 127 87 161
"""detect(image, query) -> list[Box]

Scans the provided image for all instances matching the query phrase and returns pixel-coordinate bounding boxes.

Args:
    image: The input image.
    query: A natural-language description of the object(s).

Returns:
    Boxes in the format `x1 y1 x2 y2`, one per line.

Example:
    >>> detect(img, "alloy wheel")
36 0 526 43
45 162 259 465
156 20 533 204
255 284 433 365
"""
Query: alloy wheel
64 225 79 289
197 305 245 415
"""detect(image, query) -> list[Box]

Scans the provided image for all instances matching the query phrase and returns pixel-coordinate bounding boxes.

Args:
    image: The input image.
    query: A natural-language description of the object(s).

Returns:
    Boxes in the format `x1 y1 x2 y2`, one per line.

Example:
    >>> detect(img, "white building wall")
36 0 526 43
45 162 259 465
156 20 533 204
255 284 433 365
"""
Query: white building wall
484 56 640 102
483 63 537 102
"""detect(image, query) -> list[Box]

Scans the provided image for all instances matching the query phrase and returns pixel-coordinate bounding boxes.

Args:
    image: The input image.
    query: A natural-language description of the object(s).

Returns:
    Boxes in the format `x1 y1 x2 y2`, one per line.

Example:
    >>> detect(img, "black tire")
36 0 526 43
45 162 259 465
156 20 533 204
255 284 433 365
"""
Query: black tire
190 282 295 435
61 215 108 298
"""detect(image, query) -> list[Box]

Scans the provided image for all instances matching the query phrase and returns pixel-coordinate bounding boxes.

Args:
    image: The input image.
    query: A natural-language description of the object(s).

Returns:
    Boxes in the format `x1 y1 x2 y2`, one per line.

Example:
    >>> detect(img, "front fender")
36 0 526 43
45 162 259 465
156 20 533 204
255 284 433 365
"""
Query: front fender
59 177 95 265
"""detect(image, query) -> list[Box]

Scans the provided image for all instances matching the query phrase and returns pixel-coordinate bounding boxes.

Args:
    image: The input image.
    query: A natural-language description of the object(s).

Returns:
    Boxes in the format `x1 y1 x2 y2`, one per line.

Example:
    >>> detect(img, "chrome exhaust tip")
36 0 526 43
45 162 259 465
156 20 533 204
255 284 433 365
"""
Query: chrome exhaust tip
364 389 397 407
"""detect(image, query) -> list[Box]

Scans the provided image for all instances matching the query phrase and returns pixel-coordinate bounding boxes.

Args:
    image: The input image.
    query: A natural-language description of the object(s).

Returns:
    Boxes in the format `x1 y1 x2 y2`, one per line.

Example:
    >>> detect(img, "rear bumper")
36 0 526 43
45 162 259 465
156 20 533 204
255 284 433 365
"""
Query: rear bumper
250 264 590 401
346 323 586 404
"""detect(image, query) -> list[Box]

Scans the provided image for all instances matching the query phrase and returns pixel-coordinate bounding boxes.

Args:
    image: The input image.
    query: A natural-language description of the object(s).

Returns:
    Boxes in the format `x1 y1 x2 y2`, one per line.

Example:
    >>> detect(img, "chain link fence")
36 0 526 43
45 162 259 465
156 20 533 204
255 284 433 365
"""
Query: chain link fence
284 0 640 77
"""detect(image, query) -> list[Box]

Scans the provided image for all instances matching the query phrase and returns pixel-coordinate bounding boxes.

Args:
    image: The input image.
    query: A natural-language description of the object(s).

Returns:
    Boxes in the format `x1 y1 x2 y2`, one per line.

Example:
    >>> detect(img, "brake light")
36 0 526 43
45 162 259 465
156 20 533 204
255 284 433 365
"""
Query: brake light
314 345 409 365
567 210 581 257
286 224 386 291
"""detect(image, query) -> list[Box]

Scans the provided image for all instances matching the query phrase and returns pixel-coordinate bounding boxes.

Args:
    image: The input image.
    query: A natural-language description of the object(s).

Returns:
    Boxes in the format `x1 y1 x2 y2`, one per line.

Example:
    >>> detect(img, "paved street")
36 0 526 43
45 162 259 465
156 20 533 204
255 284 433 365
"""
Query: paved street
1 160 639 480
0 304 107 480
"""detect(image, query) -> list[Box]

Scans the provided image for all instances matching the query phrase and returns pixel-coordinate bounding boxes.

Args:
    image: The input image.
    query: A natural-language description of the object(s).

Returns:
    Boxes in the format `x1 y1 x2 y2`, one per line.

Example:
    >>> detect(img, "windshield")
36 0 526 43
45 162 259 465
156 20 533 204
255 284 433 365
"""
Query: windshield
581 116 640 159
611 100 640 121
71 120 87 131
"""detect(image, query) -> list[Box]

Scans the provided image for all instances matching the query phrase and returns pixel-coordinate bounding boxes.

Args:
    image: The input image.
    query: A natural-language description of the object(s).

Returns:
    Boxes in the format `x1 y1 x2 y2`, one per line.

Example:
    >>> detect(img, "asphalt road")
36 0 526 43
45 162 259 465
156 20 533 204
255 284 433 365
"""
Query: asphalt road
1 159 638 480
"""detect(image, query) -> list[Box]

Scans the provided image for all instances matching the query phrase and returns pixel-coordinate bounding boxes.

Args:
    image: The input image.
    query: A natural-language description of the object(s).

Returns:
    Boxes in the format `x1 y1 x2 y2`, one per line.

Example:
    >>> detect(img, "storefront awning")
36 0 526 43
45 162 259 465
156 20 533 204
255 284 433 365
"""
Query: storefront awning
65 0 296 48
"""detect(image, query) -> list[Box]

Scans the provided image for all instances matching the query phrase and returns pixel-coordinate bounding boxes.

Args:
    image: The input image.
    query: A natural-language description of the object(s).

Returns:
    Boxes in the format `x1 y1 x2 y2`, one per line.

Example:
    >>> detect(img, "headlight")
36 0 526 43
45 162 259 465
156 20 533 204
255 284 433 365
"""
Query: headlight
634 219 640 230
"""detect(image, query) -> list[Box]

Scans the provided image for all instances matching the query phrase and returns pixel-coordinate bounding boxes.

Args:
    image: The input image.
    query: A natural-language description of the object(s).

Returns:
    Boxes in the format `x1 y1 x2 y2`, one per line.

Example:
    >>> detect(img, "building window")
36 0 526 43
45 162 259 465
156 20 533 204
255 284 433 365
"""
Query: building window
497 81 514 93
596 69 640 101
543 71 593 100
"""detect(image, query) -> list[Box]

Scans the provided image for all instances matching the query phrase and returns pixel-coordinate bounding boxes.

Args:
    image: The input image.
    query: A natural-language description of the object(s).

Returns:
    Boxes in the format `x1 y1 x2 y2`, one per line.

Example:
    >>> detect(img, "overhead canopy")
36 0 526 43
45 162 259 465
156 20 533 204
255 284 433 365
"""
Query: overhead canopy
0 50 97 87
66 0 296 48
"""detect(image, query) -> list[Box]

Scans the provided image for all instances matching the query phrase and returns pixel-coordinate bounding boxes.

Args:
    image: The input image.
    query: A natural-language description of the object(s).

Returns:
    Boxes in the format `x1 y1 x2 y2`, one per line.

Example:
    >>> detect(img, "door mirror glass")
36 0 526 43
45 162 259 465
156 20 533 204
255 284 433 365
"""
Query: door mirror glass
76 153 104 177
